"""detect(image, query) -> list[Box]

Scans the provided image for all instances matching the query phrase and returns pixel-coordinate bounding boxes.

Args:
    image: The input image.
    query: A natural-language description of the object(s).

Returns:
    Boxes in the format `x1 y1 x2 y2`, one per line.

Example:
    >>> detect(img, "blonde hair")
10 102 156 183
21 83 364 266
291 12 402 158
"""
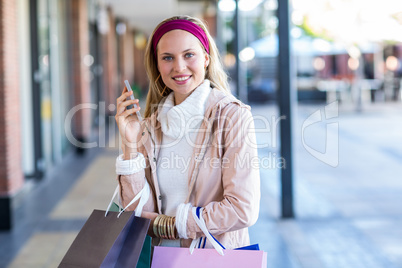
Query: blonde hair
143 15 230 118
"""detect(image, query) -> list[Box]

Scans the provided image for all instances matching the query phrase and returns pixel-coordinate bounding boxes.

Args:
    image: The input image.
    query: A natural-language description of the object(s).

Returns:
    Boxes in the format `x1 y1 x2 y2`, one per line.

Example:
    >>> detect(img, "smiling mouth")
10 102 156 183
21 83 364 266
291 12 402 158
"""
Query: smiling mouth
173 76 191 81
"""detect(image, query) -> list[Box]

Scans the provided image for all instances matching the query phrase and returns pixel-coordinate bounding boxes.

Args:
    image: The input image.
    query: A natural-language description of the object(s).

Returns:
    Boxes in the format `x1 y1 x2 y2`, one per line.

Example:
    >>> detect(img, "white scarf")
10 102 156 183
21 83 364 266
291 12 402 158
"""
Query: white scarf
157 80 211 139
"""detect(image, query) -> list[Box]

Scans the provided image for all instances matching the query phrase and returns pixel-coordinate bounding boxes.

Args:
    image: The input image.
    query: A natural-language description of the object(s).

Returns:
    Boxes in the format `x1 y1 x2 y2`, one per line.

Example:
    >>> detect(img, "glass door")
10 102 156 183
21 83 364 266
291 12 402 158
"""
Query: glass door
36 0 53 170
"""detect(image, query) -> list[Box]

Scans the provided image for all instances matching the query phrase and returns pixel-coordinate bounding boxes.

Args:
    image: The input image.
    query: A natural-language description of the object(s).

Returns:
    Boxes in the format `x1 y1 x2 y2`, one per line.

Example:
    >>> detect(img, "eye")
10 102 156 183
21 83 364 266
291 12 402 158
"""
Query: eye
162 56 173 61
185 53 194 58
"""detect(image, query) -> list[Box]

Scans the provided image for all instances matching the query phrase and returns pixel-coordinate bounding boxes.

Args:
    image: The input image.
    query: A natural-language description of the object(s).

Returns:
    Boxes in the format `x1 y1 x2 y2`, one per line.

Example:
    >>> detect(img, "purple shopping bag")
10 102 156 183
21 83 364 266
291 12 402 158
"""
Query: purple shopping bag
59 210 150 268
59 182 152 268
151 246 267 268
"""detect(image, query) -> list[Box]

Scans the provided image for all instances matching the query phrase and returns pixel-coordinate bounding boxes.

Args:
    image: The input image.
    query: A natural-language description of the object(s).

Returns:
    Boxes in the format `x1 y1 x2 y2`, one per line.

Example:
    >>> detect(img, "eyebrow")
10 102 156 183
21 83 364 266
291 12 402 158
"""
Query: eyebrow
160 48 194 56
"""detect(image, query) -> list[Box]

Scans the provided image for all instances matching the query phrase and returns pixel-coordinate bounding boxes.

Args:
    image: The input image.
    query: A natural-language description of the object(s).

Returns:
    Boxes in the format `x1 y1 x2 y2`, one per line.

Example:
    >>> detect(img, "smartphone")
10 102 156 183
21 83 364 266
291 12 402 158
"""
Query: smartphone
124 80 143 121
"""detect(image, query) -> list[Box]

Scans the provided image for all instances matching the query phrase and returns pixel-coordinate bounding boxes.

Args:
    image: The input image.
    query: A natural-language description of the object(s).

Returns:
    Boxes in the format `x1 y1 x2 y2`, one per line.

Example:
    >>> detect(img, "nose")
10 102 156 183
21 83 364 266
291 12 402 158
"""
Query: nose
173 58 186 72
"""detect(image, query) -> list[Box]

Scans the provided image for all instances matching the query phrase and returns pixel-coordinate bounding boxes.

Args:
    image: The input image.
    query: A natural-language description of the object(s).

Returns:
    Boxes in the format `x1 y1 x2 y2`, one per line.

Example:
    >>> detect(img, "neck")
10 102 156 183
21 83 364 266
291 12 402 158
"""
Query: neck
173 90 194 105
173 81 205 105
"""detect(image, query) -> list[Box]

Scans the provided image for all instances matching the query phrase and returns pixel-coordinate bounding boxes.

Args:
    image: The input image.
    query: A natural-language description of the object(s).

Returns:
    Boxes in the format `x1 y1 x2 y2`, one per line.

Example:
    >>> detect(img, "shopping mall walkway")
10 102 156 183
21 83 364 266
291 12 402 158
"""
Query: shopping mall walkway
1 102 402 268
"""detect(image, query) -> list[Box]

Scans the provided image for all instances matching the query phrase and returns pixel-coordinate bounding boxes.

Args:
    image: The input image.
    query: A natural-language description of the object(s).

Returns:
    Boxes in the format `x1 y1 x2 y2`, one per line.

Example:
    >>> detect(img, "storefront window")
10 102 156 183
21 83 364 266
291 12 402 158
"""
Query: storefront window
218 0 279 103
36 0 53 169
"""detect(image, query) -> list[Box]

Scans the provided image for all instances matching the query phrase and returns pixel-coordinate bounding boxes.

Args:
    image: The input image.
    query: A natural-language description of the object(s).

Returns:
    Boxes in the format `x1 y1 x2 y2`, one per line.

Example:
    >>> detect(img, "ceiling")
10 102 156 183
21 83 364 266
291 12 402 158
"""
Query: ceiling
105 0 210 34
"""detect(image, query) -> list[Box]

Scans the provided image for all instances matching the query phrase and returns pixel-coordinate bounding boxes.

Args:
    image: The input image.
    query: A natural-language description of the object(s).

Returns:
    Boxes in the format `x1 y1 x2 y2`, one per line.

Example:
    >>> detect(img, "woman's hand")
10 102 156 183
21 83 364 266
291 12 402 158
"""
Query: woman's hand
115 87 142 160
141 211 159 238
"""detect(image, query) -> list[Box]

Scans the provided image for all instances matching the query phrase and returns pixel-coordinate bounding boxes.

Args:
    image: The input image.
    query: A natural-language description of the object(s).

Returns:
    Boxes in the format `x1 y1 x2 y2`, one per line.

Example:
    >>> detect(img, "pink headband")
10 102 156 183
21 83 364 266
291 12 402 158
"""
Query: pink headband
152 19 210 57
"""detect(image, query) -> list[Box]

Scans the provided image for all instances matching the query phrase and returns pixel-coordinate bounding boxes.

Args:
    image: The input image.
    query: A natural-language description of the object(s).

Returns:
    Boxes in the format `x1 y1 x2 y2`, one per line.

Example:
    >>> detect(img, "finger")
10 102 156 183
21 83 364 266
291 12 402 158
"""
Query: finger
117 90 133 102
141 211 158 220
117 87 128 109
116 108 141 126
116 91 134 107
121 105 141 118
118 107 141 123
116 99 140 115
115 102 141 121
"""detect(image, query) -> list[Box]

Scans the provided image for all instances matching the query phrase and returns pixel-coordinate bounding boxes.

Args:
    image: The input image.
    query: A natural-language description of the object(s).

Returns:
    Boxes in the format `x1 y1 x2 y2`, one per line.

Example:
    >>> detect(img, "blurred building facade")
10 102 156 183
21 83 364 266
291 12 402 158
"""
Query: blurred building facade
0 0 218 231
0 0 151 230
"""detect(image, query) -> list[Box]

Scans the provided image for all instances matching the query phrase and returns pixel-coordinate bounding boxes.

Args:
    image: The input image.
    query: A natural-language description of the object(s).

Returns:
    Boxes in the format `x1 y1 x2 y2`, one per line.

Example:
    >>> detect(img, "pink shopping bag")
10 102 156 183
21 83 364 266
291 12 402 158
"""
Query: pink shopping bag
152 207 267 267
151 246 267 268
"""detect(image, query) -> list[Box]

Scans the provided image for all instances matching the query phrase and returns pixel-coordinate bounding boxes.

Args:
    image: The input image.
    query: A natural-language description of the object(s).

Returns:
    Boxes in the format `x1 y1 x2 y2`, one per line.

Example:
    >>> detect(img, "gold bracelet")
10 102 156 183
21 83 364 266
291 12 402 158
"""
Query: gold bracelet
163 216 169 239
167 216 173 240
169 216 177 240
172 216 178 239
154 215 177 240
157 215 163 239
153 215 161 238
159 215 168 239
172 217 177 240
164 216 170 239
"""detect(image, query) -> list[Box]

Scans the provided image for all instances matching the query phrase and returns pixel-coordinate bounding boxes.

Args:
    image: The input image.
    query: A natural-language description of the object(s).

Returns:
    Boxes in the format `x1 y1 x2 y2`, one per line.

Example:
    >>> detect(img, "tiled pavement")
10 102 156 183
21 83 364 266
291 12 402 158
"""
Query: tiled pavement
1 101 402 268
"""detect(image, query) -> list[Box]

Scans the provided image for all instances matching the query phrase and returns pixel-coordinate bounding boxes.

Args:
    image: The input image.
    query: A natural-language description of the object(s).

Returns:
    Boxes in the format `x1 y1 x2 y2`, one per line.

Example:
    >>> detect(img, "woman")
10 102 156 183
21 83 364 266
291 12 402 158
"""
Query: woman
115 15 260 249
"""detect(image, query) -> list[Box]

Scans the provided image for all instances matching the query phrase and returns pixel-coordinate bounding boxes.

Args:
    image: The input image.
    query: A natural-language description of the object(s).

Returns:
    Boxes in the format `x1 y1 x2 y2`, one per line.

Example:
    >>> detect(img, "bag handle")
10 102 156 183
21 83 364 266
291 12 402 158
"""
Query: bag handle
105 180 150 218
189 207 225 256
105 185 120 216
194 207 226 249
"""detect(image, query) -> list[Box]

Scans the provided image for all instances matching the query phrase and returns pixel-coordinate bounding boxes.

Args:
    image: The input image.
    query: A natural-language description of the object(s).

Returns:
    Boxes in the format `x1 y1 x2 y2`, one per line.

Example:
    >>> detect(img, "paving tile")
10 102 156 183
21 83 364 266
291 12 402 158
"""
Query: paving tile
7 232 77 268
352 218 402 267
50 155 117 220
0 148 102 267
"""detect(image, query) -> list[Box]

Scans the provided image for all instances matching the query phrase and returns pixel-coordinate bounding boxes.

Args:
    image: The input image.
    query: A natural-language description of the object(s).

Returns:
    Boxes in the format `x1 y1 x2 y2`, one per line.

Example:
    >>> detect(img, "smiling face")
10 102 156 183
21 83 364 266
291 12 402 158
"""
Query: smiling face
156 29 209 105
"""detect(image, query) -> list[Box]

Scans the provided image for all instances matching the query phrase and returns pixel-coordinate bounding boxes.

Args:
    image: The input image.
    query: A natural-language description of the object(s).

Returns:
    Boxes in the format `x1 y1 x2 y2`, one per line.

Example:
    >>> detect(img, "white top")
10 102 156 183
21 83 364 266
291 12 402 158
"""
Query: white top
156 79 211 216
156 80 211 246
116 80 212 245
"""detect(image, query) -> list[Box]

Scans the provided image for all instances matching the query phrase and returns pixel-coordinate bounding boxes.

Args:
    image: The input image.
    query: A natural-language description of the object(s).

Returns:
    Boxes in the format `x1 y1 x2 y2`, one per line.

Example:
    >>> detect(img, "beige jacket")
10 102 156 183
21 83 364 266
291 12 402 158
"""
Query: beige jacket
117 87 260 249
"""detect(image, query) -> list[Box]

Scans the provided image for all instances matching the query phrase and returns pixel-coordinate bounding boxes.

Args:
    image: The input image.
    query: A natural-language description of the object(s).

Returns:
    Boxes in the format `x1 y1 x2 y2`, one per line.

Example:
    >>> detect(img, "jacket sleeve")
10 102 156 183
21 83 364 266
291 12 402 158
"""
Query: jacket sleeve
186 104 261 238
115 121 158 213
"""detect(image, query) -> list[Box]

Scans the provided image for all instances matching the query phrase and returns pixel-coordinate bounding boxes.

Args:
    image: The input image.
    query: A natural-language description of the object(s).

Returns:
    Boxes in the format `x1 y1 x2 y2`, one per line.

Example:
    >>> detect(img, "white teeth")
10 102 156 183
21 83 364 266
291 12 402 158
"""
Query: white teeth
174 76 189 81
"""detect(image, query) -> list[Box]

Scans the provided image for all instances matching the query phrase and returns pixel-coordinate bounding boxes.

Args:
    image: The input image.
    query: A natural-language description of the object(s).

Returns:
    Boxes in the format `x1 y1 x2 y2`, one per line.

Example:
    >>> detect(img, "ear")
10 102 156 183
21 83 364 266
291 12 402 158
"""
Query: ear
204 53 210 69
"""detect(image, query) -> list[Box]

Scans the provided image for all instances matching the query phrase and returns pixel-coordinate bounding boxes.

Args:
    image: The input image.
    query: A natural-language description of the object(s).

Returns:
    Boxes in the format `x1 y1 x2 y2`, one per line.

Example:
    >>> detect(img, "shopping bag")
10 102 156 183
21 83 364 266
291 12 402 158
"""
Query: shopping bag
235 243 260 250
109 201 122 212
151 246 267 268
151 207 267 268
138 235 152 268
60 181 152 267
59 210 150 267
109 202 152 268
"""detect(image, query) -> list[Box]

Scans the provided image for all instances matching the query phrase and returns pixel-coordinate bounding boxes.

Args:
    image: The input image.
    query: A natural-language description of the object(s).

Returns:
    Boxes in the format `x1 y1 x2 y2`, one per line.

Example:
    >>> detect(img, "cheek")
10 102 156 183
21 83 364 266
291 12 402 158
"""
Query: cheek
158 63 170 75
189 59 205 72
157 63 172 85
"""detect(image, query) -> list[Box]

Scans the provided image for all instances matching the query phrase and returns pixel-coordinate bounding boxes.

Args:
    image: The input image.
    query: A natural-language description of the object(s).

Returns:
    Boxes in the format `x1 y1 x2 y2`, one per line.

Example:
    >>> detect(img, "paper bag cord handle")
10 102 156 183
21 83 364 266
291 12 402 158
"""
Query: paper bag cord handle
105 181 150 218
189 207 225 256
